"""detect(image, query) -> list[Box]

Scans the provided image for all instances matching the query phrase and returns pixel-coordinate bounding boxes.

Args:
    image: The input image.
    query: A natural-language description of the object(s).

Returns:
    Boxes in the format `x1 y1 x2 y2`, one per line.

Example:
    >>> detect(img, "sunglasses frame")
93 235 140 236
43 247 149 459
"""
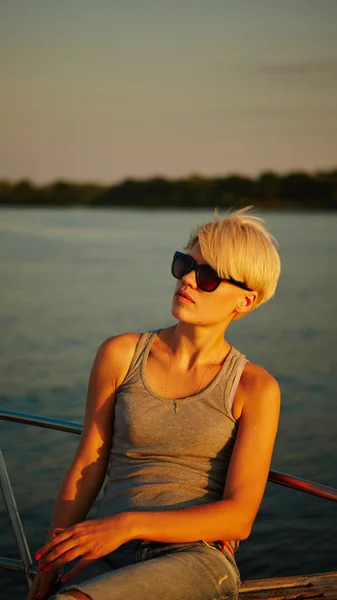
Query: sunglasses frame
171 251 252 292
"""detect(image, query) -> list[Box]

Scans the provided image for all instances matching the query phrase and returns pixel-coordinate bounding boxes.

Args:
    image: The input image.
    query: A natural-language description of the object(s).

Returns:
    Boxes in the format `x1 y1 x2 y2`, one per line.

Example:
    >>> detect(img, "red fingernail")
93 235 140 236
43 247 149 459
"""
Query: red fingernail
35 552 41 560
36 593 42 598
61 576 67 583
44 566 50 573
38 563 44 571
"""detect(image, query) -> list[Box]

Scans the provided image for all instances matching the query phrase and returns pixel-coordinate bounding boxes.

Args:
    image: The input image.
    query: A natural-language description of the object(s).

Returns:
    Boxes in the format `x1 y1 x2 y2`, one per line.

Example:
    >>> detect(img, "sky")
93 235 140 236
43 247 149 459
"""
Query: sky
1 0 337 184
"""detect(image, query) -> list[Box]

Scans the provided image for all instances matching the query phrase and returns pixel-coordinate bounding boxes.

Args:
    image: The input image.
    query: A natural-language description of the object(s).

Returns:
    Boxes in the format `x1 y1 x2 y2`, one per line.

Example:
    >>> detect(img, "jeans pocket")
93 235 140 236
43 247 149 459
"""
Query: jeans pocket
200 541 241 592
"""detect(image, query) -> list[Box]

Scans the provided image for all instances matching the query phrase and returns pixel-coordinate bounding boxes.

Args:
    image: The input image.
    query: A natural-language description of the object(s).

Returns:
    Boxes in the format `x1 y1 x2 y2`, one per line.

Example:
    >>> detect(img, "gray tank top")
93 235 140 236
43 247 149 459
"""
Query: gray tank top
96 331 247 548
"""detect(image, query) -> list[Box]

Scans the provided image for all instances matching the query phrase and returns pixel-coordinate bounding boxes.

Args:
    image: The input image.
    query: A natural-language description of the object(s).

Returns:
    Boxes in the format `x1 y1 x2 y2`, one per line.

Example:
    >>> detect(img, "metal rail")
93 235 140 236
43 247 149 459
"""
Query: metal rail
0 408 82 435
1 408 336 502
0 407 336 589
0 448 34 587
268 470 337 503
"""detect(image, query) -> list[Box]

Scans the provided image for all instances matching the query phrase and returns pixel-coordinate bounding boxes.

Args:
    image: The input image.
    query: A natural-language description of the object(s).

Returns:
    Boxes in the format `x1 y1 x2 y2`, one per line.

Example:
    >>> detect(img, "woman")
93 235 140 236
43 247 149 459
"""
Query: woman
28 207 281 600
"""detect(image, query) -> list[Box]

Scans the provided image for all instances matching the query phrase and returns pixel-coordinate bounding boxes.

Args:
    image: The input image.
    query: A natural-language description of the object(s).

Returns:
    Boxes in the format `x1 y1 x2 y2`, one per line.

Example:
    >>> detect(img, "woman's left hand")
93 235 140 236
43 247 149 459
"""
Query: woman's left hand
35 516 129 582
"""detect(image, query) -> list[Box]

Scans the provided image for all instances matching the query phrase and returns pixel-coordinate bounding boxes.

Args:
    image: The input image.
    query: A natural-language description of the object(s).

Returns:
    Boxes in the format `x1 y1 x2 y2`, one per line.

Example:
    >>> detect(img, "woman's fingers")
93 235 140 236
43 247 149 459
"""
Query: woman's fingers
36 572 58 599
34 582 52 599
36 528 75 561
40 545 86 573
26 577 39 600
60 557 92 583
26 571 57 600
52 527 66 538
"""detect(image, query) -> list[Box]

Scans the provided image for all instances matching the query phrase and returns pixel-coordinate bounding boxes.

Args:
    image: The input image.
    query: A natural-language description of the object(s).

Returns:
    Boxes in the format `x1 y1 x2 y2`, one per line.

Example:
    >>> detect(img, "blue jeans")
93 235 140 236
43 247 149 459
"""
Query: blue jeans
50 540 240 600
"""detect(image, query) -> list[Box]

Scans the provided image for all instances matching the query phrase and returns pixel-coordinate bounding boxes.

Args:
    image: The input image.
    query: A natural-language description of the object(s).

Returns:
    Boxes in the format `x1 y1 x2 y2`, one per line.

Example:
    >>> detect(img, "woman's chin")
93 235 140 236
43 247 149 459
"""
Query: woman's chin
171 302 197 323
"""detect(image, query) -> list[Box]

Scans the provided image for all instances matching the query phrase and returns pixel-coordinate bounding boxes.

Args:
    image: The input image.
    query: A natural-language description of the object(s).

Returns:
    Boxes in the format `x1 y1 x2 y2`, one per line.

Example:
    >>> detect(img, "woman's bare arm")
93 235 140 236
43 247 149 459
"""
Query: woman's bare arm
27 334 140 599
46 333 140 540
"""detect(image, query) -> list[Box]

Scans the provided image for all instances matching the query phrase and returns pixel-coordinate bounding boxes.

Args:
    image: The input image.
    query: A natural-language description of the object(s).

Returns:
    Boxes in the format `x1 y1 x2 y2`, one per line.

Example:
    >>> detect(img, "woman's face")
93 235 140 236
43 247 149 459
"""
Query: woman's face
171 242 253 327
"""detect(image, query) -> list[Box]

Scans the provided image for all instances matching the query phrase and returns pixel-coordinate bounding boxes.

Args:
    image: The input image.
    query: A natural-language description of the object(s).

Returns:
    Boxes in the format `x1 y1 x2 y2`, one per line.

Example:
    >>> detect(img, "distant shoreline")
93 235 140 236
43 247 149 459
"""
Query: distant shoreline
1 169 336 210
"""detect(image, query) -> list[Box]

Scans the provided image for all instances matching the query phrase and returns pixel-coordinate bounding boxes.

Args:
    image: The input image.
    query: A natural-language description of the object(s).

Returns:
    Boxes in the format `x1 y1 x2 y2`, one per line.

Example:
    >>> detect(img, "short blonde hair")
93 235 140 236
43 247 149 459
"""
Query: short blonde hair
185 207 281 309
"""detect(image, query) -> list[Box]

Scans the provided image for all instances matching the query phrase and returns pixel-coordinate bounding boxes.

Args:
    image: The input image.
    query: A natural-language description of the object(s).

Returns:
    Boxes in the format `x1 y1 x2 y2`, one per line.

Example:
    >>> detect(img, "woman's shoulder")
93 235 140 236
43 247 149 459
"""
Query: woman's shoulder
101 331 143 353
232 360 280 421
241 361 278 385
95 332 143 387
240 361 280 406
231 358 279 419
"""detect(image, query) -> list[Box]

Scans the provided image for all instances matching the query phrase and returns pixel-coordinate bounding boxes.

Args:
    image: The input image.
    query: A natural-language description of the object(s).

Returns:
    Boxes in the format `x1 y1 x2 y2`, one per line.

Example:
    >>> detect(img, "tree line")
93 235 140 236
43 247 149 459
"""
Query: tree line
1 169 336 209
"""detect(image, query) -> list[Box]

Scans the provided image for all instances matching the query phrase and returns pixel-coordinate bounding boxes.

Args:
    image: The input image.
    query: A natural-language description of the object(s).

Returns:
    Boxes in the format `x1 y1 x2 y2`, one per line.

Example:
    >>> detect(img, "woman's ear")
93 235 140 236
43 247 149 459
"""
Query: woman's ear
235 291 258 316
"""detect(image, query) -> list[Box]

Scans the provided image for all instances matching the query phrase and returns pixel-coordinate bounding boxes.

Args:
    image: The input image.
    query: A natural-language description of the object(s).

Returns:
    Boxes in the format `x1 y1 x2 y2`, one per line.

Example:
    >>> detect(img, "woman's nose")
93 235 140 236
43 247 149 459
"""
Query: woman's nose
182 269 197 288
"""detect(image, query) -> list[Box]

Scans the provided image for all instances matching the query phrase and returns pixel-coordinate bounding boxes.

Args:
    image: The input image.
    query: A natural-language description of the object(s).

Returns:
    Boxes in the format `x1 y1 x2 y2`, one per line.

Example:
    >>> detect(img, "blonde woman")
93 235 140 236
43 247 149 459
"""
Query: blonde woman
29 208 281 600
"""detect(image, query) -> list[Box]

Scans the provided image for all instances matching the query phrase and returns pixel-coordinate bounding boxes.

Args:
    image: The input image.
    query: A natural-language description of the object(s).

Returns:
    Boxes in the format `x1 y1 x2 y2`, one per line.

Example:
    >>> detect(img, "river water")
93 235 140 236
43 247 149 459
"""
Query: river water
0 209 336 597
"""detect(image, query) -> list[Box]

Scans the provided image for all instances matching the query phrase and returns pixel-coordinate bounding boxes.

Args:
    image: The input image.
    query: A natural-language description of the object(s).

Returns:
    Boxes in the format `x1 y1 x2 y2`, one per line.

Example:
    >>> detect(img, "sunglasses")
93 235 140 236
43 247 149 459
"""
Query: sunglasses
171 251 252 293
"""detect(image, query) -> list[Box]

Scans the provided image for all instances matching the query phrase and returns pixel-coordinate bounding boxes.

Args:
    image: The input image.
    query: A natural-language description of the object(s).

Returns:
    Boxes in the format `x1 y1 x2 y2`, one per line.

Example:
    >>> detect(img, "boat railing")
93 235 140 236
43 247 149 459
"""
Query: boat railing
1 407 337 591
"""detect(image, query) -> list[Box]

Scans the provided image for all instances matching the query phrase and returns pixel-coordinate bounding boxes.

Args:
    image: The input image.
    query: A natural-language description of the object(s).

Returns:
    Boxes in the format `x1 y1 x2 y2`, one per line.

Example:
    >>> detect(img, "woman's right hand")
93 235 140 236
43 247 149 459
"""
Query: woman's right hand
26 569 58 600
26 528 65 599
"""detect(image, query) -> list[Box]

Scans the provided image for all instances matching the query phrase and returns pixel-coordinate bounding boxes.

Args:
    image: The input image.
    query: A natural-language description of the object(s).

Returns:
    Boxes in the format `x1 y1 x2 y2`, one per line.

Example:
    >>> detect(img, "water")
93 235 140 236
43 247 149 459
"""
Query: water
0 209 336 598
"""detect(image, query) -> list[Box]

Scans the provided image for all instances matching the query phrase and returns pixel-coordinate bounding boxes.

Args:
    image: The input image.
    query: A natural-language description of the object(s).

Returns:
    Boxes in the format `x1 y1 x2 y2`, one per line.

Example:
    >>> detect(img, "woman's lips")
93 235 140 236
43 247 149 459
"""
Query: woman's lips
176 291 194 303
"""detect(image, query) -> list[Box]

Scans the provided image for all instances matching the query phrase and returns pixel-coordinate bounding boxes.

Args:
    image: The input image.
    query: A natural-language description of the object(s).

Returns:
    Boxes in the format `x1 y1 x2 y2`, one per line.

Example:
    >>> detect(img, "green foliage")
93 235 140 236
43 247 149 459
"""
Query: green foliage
1 170 336 209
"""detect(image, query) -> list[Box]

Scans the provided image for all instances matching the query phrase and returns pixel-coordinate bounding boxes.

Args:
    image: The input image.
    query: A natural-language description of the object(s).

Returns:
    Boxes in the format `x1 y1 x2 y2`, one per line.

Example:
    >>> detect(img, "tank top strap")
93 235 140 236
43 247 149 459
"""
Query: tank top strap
227 355 248 414
121 330 157 387
221 348 248 418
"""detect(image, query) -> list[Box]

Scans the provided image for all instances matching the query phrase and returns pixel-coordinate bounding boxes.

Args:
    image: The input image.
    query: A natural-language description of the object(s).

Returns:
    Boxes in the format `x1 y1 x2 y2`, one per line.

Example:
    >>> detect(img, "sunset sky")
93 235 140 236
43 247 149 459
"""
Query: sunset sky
1 0 337 184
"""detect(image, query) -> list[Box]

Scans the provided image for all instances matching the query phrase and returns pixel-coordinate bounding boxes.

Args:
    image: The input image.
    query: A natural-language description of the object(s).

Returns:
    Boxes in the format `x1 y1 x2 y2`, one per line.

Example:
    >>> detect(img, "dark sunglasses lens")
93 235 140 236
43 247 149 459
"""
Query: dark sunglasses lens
197 265 220 291
172 254 190 279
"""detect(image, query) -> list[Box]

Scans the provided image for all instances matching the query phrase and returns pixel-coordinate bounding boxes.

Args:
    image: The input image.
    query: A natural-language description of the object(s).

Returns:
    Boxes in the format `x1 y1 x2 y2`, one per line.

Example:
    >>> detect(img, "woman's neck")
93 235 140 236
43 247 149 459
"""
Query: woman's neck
161 323 231 369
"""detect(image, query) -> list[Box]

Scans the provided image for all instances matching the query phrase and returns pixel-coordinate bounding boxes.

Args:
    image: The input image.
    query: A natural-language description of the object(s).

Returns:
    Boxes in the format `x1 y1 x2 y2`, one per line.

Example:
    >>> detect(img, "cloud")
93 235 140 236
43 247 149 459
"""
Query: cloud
256 58 337 89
